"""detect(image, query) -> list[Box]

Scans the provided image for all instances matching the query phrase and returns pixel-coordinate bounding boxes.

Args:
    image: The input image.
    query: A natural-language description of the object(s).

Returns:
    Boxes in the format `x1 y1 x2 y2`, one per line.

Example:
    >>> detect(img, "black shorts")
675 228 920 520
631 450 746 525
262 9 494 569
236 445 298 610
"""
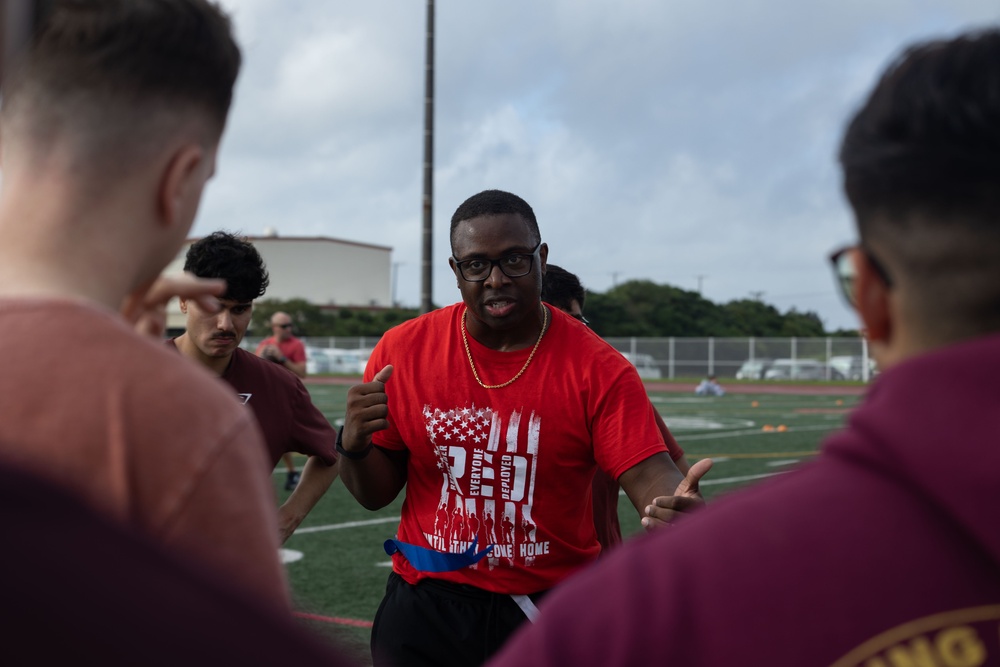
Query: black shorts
370 571 547 667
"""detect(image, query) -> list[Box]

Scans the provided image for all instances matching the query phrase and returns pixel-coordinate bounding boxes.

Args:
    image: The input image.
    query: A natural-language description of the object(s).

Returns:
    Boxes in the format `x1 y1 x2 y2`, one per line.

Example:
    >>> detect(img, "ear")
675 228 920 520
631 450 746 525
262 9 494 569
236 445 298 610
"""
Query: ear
179 297 189 314
158 143 206 229
853 250 892 344
538 242 548 275
448 256 461 286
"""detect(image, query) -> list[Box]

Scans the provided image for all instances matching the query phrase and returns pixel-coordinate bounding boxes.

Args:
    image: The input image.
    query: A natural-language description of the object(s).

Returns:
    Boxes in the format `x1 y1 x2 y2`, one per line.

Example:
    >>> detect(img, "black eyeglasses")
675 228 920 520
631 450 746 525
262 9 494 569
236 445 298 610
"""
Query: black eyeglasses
276 323 293 329
829 244 893 307
453 244 541 282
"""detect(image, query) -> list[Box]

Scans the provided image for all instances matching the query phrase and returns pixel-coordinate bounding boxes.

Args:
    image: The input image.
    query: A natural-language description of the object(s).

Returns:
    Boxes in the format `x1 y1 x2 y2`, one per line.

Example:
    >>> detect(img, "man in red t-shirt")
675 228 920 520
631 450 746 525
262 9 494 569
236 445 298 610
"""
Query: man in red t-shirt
339 189 713 667
256 312 308 489
173 232 339 543
541 264 692 552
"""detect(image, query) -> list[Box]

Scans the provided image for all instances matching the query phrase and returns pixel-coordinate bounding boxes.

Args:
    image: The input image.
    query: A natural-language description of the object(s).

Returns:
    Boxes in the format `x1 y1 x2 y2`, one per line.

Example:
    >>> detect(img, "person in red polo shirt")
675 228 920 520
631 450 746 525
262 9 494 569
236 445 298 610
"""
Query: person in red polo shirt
256 312 307 378
257 311 309 488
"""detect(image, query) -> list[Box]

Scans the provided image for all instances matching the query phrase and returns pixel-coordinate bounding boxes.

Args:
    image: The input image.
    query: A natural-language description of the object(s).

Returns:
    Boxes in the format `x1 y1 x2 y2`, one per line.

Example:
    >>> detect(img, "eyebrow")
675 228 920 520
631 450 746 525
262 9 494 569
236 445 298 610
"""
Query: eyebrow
455 245 536 260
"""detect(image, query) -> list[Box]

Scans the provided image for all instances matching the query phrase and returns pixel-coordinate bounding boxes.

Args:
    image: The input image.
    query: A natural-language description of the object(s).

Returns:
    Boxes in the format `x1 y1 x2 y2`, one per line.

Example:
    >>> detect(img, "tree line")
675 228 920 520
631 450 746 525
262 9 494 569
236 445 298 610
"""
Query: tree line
251 280 857 339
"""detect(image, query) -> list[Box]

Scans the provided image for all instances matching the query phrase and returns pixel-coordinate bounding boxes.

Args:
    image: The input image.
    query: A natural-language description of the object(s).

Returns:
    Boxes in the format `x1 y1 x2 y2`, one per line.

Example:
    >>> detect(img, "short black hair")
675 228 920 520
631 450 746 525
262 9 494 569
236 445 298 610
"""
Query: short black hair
450 190 540 252
541 264 585 312
840 29 1000 231
2 0 241 166
183 231 269 303
838 29 1000 339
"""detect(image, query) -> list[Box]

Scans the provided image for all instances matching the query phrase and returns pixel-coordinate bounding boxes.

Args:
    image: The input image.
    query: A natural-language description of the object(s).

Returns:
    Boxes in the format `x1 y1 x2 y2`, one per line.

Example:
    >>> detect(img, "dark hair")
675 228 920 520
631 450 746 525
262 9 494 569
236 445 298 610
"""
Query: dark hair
2 0 241 143
838 29 1000 338
840 30 1000 229
184 231 269 303
450 190 540 252
541 264 585 312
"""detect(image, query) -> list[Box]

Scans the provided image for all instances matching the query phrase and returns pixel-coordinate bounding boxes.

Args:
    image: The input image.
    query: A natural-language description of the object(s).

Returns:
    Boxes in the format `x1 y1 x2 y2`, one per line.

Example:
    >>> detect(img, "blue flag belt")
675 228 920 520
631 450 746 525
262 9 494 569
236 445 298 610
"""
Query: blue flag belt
384 537 493 573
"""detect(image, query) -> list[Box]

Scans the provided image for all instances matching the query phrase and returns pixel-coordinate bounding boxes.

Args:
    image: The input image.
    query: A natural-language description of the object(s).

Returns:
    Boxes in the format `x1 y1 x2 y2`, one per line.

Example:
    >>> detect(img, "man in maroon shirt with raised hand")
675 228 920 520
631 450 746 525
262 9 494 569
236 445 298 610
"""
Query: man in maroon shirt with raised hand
489 28 1000 667
173 231 340 544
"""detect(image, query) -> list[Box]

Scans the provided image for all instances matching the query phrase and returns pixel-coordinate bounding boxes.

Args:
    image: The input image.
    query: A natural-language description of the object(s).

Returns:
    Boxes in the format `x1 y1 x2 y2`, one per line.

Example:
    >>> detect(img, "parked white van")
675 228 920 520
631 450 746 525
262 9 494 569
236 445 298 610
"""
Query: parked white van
620 352 663 379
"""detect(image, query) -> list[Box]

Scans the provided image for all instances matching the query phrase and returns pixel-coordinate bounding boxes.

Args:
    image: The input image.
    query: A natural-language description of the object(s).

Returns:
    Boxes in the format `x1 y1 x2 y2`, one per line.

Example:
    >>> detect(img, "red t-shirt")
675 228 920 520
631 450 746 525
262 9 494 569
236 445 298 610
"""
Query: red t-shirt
255 335 306 364
365 303 667 594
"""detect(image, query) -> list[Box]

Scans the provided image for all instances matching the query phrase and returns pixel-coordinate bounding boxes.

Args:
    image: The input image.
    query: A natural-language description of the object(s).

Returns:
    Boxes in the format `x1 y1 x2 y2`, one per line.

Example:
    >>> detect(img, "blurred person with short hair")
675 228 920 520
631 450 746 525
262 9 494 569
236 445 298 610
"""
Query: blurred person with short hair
0 0 289 607
488 28 1000 667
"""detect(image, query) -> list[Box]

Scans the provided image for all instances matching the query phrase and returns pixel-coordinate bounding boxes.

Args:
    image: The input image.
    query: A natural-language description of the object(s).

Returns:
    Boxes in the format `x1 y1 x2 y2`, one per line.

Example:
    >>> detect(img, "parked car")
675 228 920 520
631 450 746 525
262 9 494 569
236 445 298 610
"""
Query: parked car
764 358 843 381
735 358 774 380
828 355 876 381
305 346 332 375
306 347 367 375
620 352 663 379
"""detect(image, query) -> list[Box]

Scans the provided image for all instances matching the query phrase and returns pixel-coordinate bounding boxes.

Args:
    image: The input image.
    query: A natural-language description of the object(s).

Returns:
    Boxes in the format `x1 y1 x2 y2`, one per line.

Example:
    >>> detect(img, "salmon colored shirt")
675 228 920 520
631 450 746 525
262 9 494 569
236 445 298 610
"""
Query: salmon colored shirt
0 299 290 609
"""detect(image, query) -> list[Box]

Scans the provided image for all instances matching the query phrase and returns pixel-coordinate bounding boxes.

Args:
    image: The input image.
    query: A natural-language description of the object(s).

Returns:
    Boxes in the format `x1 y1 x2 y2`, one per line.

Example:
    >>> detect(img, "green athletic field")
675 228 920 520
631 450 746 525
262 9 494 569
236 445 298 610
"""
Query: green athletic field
280 382 863 663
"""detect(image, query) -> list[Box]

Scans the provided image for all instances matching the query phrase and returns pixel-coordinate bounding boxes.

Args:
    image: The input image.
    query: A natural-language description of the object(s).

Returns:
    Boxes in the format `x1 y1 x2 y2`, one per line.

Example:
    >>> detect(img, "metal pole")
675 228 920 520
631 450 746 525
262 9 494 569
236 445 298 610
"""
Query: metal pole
391 261 403 307
668 337 675 380
862 335 870 382
420 0 435 313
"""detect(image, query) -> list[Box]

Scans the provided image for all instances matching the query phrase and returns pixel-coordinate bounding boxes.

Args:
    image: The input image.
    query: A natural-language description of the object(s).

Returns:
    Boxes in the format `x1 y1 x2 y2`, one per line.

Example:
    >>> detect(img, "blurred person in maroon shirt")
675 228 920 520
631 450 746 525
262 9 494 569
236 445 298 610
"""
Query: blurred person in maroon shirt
489 28 1000 667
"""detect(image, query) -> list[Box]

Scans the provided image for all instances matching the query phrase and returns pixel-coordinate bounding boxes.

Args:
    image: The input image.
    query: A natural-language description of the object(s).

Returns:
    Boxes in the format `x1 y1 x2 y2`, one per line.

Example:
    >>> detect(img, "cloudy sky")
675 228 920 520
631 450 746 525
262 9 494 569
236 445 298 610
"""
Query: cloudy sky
201 0 998 332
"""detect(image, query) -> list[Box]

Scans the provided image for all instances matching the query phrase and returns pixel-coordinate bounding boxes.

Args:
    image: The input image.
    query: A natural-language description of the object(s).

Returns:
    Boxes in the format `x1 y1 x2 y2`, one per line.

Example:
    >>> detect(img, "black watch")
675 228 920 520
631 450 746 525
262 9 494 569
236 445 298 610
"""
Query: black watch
336 425 373 460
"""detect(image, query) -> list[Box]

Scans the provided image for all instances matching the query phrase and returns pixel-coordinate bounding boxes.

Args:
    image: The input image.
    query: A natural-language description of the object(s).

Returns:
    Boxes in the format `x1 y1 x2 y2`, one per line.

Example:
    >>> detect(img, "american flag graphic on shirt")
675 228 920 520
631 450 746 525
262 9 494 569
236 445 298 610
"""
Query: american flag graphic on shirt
421 404 549 568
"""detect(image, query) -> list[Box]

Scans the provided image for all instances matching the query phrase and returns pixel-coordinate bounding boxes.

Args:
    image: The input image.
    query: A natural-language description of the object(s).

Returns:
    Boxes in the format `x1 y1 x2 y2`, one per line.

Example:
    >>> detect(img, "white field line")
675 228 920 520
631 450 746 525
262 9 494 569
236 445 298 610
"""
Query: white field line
289 428 827 533
677 424 834 442
618 471 785 496
300 472 790 534
294 516 401 534
700 471 785 486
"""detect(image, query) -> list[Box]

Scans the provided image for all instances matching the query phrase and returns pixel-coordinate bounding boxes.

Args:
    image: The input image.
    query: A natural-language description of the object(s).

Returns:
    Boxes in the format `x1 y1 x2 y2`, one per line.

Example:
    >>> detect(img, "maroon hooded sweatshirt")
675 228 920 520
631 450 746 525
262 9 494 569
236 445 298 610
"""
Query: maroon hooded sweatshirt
488 333 1000 667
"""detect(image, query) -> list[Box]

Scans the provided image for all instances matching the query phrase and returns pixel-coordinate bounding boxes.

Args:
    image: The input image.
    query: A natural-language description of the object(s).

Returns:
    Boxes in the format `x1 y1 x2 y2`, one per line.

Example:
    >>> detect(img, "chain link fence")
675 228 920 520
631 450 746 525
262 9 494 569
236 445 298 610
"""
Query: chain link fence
244 335 874 381
604 336 873 381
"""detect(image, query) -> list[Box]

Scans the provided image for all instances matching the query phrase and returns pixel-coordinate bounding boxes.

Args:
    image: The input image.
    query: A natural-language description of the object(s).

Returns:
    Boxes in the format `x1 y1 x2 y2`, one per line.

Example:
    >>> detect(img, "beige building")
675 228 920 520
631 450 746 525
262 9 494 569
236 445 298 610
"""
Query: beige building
165 234 392 331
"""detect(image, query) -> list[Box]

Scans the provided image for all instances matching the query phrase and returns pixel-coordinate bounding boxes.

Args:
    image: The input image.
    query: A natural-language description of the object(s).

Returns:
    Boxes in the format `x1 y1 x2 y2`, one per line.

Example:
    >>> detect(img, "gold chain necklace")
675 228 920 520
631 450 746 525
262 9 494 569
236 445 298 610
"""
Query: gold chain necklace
461 305 549 389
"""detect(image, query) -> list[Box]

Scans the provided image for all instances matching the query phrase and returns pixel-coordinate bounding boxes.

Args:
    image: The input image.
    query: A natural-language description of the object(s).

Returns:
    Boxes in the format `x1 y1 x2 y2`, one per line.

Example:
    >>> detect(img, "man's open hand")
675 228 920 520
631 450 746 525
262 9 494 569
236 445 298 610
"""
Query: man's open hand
641 458 714 529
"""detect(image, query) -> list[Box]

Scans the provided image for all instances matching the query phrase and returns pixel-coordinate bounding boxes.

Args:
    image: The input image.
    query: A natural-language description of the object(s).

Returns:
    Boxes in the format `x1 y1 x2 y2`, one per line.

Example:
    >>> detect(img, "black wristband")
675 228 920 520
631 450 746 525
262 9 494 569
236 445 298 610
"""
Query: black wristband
335 425 373 460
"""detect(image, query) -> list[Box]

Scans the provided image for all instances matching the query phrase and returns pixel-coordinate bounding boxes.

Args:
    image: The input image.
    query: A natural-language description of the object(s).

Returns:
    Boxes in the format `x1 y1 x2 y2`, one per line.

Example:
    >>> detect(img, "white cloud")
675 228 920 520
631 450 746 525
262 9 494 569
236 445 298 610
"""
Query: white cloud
198 0 999 332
